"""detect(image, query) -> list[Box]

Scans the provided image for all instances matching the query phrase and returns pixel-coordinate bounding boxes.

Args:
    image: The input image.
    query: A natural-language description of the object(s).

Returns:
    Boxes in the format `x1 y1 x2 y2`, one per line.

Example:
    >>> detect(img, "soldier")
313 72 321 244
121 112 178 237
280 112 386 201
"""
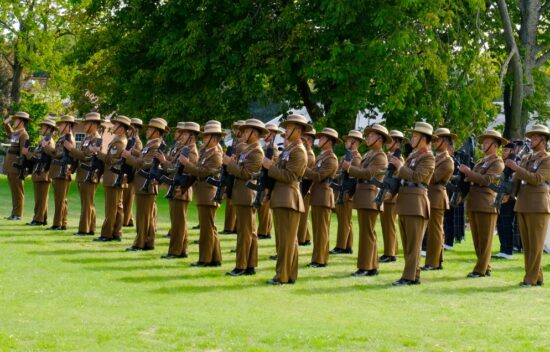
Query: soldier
44 115 76 230
225 119 267 275
67 112 103 236
123 117 168 251
305 128 339 267
221 120 245 235
122 118 144 227
389 122 435 286
3 111 30 220
506 124 550 287
343 124 390 276
421 128 455 270
379 130 407 263
24 118 56 226
458 130 505 278
331 130 363 254
92 115 131 242
297 128 316 246
178 121 224 266
257 123 282 240
262 114 309 285
159 122 200 259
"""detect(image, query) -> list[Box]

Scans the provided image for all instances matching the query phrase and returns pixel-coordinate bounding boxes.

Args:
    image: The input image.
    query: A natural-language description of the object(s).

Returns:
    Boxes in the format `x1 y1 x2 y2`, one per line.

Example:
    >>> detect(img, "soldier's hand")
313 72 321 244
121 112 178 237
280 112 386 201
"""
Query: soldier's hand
262 157 273 169
90 145 100 153
22 146 30 157
389 156 403 169
222 154 234 165
121 150 131 158
3 117 11 125
63 140 74 151
178 154 189 165
155 151 166 163
505 158 519 171
41 140 48 148
342 160 351 171
458 164 471 174
384 192 392 201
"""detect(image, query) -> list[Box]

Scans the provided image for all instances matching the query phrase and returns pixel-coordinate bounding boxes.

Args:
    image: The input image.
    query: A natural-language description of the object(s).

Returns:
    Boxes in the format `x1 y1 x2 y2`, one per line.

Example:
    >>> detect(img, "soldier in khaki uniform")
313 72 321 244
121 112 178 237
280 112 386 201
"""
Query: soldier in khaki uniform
92 115 131 242
44 115 76 230
263 114 309 285
390 122 435 286
123 117 168 251
343 124 390 276
297 128 316 246
221 120 245 235
257 123 282 240
304 128 339 267
422 128 455 270
225 119 267 275
66 112 103 236
331 130 363 254
179 121 224 266
506 125 550 287
3 111 30 220
379 130 407 263
158 122 200 259
122 118 144 227
459 130 505 278
24 118 57 226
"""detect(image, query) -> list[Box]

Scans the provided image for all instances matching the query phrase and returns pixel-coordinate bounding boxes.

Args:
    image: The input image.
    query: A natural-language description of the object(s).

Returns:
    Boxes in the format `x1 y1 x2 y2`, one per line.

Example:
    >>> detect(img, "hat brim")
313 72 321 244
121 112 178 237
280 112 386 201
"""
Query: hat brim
39 121 58 129
56 120 76 125
407 128 433 138
525 131 550 139
112 120 132 128
364 127 393 144
478 134 508 145
433 133 457 141
145 124 169 133
342 135 366 144
279 120 313 132
11 114 30 121
177 127 201 133
315 132 342 144
199 131 226 137
239 124 269 137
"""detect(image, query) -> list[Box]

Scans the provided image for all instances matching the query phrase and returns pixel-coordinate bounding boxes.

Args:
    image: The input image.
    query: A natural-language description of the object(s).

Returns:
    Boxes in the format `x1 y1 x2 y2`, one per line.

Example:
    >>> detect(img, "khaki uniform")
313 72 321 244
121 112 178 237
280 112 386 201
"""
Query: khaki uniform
335 150 361 250
122 135 143 226
44 133 74 228
163 142 198 256
395 150 435 281
268 139 307 283
126 138 161 249
348 150 388 270
227 141 264 269
257 145 279 237
223 141 245 232
304 150 338 265
465 154 504 275
425 151 454 267
70 132 102 234
31 135 55 223
297 146 316 244
380 151 403 257
514 152 550 284
2 123 29 217
186 145 224 264
98 135 128 239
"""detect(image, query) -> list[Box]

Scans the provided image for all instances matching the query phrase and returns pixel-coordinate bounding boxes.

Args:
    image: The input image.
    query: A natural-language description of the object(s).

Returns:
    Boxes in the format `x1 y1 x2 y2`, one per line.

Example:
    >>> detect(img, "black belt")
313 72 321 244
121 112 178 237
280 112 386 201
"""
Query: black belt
403 181 427 189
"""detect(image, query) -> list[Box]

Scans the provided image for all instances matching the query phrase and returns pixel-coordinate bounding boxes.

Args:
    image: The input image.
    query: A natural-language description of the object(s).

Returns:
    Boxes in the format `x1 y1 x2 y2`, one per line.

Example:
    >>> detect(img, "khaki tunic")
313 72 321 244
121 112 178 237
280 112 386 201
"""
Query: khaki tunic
3 123 29 217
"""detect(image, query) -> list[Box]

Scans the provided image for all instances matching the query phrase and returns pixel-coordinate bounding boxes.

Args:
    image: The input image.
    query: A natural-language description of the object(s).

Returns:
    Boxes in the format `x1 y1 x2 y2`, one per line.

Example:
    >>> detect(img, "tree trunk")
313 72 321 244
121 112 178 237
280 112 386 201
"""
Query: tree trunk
10 54 23 108
503 82 512 139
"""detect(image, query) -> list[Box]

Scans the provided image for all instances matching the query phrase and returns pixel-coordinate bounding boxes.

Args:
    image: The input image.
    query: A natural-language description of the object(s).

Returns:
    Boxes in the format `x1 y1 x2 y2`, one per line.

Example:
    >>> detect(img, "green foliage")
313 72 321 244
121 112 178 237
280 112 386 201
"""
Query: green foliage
11 91 51 143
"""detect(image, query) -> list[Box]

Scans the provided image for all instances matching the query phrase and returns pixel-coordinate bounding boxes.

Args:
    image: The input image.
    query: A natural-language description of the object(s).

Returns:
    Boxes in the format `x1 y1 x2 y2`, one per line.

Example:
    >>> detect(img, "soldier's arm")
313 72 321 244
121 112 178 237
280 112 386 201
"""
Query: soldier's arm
186 151 223 177
467 160 504 186
304 156 338 182
397 155 435 183
514 157 550 186
98 140 125 164
69 144 87 161
227 148 263 180
432 158 454 183
3 120 14 134
348 153 388 180
268 149 306 183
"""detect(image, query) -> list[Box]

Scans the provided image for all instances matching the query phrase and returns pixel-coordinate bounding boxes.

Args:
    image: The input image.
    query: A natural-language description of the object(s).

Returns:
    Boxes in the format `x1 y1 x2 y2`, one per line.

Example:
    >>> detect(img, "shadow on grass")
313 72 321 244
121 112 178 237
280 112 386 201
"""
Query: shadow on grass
63 256 157 264
28 249 123 255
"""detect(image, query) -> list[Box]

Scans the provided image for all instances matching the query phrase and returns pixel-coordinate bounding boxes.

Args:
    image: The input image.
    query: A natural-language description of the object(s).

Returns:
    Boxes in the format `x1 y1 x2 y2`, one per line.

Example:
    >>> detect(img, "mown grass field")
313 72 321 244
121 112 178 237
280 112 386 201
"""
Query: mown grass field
0 175 549 351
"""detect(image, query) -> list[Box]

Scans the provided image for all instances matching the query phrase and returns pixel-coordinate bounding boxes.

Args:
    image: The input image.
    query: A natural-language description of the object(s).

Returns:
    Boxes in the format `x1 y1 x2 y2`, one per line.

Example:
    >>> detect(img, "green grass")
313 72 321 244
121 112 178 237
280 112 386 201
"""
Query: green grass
0 175 549 351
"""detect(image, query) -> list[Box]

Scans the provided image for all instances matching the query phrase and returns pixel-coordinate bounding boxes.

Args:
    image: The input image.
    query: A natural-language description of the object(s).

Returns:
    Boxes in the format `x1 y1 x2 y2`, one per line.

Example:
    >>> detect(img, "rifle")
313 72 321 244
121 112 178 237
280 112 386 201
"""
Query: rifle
330 149 357 205
246 140 276 209
160 146 197 199
206 139 235 204
110 137 136 188
52 134 75 178
300 178 313 197
449 135 476 207
137 141 167 192
12 140 35 180
371 148 402 206
81 139 104 183
488 143 530 208
33 133 53 175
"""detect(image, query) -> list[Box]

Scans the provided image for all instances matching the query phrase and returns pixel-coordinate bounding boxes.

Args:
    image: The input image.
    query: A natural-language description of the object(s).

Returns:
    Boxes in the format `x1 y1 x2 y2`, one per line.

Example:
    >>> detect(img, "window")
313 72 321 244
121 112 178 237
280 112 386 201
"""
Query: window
74 133 86 148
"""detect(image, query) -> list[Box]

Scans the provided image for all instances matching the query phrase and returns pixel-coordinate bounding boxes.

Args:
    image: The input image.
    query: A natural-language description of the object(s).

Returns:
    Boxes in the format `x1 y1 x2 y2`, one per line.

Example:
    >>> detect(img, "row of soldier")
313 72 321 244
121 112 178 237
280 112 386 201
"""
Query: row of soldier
3 111 549 286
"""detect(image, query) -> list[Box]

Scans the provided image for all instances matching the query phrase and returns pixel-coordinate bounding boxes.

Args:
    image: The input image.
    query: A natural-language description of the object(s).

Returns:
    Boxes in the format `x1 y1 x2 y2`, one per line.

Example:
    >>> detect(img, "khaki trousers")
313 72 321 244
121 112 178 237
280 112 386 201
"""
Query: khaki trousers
272 207 300 283
399 215 428 281
224 199 236 231
77 182 98 233
517 212 549 285
32 181 50 223
235 205 258 269
7 173 24 217
297 194 311 243
257 199 273 236
122 182 135 226
168 199 189 256
357 209 380 270
311 206 332 265
381 201 399 256
133 193 156 249
52 178 71 227
425 208 445 267
335 199 354 250
101 186 124 239
469 211 497 274
198 205 222 263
